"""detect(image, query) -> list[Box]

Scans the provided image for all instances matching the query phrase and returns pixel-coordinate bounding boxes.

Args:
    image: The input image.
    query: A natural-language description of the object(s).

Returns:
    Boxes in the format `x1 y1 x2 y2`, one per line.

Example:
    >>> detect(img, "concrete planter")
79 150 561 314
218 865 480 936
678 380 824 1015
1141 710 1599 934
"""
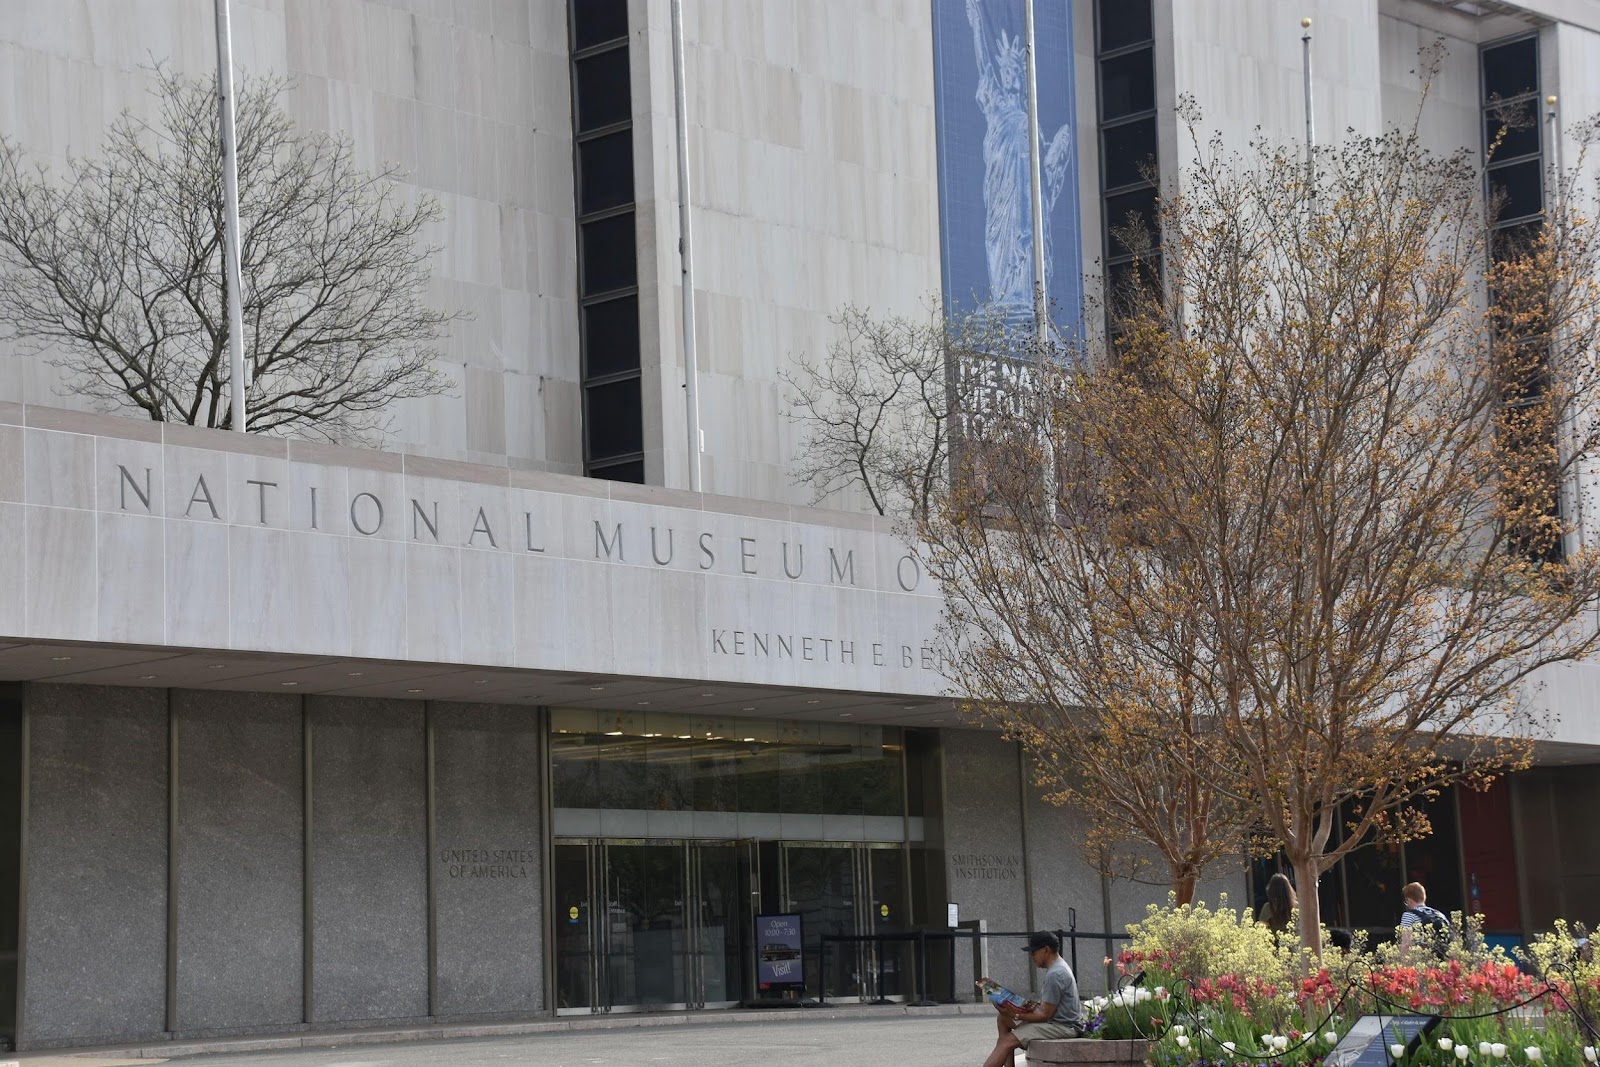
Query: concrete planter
1027 1038 1153 1066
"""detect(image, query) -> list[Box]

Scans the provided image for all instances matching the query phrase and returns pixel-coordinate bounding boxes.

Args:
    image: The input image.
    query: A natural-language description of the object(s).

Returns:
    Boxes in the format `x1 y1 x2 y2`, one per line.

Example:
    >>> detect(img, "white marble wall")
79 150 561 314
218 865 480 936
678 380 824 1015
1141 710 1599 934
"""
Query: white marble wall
8 0 1600 518
1379 17 1480 155
0 0 580 473
633 0 944 504
0 402 949 696
1167 0 1382 174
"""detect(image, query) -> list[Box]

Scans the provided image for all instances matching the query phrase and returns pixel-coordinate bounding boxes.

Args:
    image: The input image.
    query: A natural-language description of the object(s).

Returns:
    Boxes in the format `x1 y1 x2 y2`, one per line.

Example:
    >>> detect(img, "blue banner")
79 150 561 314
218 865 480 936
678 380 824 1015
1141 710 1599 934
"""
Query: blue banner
933 0 1083 337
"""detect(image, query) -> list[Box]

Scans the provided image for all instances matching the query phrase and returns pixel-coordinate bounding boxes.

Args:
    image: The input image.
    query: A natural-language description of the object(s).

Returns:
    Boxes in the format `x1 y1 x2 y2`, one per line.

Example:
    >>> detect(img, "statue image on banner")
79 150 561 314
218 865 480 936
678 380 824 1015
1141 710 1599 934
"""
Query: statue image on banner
932 0 1082 340
965 0 1073 331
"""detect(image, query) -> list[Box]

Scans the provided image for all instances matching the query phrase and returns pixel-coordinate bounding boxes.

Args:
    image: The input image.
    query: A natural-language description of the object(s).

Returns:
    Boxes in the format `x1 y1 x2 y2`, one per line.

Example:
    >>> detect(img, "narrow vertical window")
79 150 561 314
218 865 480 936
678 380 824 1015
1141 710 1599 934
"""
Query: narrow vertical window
569 0 645 483
1481 33 1561 564
1094 0 1160 334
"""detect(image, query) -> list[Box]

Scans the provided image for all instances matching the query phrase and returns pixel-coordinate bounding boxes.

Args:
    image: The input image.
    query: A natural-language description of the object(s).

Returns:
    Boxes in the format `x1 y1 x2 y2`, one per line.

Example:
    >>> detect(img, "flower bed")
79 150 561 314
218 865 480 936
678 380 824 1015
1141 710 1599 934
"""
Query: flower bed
1083 899 1600 1067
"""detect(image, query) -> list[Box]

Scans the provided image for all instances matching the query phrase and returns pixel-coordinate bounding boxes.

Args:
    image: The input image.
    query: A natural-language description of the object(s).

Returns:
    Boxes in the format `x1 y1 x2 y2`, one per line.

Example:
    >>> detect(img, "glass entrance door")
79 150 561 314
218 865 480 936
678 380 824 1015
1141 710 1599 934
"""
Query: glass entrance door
780 843 909 1001
555 838 907 1010
553 842 597 1010
603 842 688 1007
782 844 860 999
553 839 749 1012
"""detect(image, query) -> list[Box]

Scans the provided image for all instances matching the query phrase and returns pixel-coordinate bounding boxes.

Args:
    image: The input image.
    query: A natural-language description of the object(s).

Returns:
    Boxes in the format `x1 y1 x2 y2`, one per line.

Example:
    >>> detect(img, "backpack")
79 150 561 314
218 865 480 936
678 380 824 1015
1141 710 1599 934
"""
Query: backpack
1405 905 1452 957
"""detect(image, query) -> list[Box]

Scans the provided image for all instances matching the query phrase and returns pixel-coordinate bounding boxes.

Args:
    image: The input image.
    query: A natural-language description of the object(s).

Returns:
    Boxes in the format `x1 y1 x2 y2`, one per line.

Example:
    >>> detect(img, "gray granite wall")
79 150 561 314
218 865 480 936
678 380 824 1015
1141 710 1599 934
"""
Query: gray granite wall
16 685 559 1046
1025 785 1112 995
308 697 428 1023
19 684 168 1045
940 729 1250 999
431 703 544 1016
0 687 21 1037
173 690 303 1032
940 730 1031 994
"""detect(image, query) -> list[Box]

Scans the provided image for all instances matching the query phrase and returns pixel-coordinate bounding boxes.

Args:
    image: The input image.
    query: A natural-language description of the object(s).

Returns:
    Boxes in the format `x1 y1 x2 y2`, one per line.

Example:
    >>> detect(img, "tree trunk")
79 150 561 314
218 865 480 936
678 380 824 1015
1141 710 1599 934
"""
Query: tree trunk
1172 866 1197 906
1293 854 1324 955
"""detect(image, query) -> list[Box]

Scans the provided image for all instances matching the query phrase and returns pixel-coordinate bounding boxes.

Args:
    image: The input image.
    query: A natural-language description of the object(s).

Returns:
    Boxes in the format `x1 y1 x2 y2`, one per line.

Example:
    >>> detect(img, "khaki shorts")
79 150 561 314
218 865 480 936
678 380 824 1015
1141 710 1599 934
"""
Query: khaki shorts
1012 1021 1082 1047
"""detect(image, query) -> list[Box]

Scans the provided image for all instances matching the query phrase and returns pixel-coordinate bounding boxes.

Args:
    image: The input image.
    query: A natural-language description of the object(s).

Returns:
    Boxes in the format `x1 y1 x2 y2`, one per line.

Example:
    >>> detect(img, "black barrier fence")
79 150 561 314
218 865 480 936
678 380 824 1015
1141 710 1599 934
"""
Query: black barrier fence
817 923 1133 1006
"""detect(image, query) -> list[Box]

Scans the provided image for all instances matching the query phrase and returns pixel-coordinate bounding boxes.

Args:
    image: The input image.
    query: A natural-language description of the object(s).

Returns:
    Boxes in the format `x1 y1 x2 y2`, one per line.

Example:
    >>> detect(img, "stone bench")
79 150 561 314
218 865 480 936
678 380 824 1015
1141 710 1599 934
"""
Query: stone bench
1026 1038 1151 1066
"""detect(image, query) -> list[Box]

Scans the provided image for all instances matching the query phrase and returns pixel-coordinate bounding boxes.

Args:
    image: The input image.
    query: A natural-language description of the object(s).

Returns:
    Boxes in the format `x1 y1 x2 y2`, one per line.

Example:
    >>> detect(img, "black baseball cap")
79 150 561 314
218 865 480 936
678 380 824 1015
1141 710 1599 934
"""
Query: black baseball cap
1023 931 1060 953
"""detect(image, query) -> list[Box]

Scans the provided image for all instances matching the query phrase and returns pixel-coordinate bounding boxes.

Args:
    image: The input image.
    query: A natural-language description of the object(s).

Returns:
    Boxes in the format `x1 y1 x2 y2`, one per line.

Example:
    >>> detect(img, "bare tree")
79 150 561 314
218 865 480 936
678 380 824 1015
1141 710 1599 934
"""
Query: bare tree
784 305 1036 518
0 67 453 442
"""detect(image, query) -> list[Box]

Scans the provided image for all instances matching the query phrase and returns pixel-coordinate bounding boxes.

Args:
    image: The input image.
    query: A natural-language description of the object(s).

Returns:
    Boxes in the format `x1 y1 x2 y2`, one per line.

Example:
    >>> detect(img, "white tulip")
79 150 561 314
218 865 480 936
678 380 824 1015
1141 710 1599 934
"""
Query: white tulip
1325 1031 1340 1045
1274 1035 1290 1052
1222 1042 1237 1054
1480 1044 1494 1057
1391 1043 1407 1059
1492 1044 1507 1059
1524 1049 1542 1062
1172 1025 1186 1036
1138 988 1153 1002
1456 1048 1471 1062
1177 1035 1190 1049
1438 1039 1454 1051
1586 1048 1598 1065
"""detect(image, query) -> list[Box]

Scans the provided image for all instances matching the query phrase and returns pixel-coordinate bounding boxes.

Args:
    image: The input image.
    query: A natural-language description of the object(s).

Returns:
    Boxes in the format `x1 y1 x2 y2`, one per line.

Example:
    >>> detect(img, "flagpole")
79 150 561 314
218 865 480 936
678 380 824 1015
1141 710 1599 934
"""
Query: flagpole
214 0 248 432
671 0 703 492
1301 18 1315 177
1021 0 1057 512
1022 0 1048 351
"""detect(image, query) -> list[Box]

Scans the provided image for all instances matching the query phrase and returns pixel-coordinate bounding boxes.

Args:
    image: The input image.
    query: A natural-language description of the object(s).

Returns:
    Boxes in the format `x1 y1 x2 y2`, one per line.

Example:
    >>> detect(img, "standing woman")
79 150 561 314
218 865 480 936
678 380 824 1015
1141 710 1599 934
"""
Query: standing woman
1257 872 1297 937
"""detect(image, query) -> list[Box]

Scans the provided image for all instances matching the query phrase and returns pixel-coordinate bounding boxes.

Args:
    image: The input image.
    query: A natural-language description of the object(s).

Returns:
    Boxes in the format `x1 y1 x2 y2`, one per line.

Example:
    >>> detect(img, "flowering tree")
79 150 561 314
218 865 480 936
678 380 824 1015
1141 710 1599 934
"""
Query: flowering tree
787 305 1255 902
788 55 1600 928
916 83 1600 950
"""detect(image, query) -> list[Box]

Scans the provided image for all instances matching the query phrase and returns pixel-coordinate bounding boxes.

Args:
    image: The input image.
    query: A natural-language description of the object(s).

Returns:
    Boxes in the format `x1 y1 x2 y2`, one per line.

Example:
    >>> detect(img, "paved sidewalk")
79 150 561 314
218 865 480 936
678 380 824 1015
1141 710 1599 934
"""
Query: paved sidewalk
16 1014 997 1067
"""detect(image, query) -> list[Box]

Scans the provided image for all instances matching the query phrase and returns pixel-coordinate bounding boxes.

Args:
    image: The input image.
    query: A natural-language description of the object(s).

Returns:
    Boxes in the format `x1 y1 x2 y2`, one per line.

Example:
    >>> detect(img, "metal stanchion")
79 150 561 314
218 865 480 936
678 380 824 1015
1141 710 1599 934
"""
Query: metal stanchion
1067 907 1078 979
911 929 939 1007
871 936 891 1004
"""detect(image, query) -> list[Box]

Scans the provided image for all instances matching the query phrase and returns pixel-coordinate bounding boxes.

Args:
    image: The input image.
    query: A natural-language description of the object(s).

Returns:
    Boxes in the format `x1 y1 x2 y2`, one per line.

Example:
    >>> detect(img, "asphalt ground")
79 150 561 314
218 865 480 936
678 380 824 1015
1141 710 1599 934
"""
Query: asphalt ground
18 1012 1005 1067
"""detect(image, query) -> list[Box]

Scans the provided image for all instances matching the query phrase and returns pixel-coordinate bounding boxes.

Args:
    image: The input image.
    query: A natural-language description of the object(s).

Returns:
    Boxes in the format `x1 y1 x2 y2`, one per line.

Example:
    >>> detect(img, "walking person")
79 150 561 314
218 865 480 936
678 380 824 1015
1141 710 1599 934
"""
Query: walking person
1399 881 1452 955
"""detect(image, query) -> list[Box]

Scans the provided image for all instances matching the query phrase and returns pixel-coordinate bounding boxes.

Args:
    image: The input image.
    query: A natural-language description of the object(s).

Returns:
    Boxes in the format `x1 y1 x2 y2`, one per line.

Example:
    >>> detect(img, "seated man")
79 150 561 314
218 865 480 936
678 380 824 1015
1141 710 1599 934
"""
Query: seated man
983 931 1086 1067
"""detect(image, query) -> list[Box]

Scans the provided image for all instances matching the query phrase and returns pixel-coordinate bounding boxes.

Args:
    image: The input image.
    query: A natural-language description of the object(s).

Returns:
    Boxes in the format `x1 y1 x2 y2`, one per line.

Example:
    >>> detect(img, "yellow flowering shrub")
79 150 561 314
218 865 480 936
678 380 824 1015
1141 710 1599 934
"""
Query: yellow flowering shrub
1121 893 1285 987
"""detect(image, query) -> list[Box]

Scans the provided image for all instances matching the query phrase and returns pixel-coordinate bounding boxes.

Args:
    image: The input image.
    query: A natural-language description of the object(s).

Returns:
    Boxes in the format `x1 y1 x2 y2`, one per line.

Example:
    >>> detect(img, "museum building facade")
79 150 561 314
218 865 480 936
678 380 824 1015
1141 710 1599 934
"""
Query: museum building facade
0 408 1118 1048
3 0 1600 1052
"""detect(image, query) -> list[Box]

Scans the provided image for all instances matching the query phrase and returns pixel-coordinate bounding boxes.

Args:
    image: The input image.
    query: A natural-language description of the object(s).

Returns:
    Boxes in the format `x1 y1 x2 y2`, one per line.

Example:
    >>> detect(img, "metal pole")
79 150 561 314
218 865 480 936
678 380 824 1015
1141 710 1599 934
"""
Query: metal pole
1068 906 1078 980
1301 18 1315 177
912 928 938 1007
1546 95 1585 557
1022 0 1048 347
214 0 248 432
1016 741 1035 945
670 0 703 492
1548 95 1564 193
1021 0 1058 514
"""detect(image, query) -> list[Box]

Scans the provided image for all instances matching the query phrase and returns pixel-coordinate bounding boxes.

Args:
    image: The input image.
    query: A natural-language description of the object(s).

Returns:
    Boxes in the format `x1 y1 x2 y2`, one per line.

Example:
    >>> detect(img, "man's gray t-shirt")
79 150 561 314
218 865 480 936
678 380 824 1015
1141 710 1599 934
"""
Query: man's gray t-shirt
1040 959 1084 1028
